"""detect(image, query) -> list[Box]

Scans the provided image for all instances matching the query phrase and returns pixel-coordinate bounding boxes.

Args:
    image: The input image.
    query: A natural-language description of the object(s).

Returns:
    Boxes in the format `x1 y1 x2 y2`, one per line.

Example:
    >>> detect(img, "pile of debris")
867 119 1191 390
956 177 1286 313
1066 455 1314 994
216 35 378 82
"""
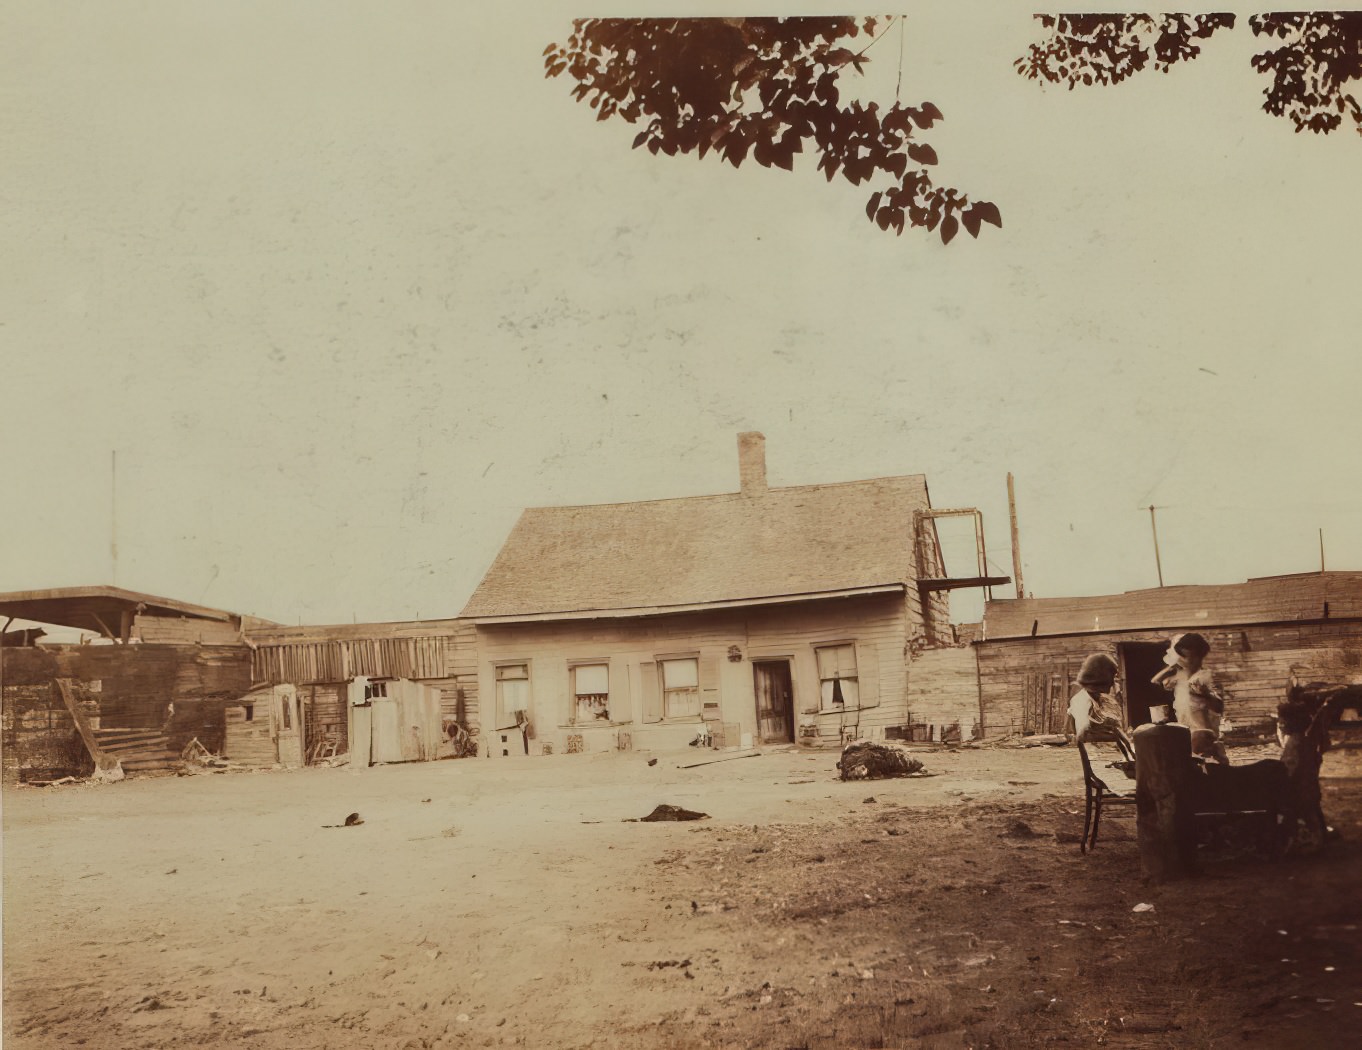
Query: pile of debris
180 738 231 771
837 740 926 781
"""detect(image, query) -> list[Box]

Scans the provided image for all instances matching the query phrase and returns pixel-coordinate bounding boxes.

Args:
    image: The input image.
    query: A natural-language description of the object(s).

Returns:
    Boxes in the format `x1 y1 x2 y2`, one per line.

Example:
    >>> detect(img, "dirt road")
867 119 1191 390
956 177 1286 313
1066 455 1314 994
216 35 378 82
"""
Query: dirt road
4 745 1359 1049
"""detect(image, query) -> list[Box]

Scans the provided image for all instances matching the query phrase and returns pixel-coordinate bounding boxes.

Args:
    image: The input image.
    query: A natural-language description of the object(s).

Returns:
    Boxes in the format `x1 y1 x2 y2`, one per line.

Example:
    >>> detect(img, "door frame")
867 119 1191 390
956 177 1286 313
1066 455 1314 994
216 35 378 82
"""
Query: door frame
751 658 795 744
1117 641 1172 729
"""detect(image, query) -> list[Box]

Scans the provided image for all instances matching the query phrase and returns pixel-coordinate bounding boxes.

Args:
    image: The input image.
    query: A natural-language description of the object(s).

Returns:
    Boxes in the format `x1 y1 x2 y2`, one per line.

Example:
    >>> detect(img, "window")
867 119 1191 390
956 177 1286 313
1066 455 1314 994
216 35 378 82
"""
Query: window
572 663 611 723
816 644 859 710
364 680 389 701
495 663 530 727
661 657 700 718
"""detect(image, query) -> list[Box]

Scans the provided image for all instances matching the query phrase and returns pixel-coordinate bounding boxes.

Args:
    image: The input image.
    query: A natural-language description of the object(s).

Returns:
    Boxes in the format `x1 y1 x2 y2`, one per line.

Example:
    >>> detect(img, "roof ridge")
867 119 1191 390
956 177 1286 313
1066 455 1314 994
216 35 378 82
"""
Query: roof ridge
523 472 928 513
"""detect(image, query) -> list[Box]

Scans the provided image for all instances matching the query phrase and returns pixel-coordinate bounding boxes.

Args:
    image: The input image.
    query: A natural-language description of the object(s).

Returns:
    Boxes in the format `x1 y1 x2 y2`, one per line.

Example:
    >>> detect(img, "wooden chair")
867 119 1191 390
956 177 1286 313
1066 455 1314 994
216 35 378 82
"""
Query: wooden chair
1078 741 1137 853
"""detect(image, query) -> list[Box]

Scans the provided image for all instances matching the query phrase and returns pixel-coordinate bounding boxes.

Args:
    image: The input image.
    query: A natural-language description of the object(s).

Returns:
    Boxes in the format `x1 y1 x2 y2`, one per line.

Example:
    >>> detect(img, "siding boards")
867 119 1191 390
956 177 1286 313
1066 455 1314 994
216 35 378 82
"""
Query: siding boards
135 615 243 646
250 636 452 684
976 620 1362 736
474 594 911 749
1 643 253 780
906 647 981 740
247 620 480 737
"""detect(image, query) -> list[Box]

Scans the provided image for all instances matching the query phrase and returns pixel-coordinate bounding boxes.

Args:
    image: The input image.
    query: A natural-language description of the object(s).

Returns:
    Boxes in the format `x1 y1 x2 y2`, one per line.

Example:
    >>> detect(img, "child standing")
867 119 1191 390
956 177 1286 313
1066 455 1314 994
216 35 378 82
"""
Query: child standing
1159 632 1229 763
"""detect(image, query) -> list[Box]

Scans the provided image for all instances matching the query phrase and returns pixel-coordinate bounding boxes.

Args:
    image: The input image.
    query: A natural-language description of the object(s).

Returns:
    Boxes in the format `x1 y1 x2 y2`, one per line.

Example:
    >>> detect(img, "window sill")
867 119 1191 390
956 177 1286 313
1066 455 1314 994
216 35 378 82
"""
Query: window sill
560 721 630 730
816 706 875 716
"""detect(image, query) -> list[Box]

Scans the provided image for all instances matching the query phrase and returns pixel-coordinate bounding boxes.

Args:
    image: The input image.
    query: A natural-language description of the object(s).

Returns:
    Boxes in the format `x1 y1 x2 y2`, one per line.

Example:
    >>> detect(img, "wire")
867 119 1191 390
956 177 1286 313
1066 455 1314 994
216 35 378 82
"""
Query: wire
896 14 906 102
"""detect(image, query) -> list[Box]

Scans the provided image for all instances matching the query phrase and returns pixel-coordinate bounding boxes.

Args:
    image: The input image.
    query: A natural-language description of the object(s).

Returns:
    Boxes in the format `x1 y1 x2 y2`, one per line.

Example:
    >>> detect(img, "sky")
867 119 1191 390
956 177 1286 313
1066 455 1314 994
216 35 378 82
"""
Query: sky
3 2 1360 628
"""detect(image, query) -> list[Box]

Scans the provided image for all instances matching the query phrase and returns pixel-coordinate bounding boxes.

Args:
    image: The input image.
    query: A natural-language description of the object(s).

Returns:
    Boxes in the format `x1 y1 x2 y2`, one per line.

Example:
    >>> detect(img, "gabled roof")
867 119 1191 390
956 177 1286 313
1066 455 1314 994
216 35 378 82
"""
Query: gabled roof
980 571 1362 640
460 475 931 621
0 585 266 634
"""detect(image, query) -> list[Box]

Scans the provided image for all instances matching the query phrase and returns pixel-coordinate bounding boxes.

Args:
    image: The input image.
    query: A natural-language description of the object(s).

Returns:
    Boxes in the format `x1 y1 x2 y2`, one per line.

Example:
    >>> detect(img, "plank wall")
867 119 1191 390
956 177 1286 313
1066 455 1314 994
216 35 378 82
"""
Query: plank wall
1 644 252 728
976 620 1362 737
905 646 981 740
135 615 243 646
247 618 480 738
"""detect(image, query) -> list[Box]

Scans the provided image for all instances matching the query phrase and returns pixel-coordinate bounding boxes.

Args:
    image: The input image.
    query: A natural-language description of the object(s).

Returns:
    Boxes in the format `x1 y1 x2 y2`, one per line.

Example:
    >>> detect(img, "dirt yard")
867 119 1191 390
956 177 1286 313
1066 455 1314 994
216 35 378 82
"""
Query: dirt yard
4 743 1360 1049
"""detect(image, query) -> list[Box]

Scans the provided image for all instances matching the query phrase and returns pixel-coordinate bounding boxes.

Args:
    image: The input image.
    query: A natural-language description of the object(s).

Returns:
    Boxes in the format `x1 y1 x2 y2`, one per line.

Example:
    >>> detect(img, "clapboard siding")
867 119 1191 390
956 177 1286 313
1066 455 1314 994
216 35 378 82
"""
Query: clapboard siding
976 620 1362 737
225 689 278 767
906 647 981 740
135 615 243 646
475 594 911 752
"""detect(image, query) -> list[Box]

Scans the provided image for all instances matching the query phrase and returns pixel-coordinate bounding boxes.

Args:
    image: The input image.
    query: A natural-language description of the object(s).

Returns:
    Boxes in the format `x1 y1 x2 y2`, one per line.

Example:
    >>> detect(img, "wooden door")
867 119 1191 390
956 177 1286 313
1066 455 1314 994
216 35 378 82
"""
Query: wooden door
273 685 304 768
753 661 794 744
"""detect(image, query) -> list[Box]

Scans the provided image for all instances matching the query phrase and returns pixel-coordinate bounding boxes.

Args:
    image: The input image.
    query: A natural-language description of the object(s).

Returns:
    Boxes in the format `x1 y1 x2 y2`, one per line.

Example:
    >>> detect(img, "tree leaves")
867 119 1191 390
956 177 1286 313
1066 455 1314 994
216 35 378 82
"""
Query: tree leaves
1249 12 1362 136
1017 12 1361 137
544 17 999 241
906 142 938 166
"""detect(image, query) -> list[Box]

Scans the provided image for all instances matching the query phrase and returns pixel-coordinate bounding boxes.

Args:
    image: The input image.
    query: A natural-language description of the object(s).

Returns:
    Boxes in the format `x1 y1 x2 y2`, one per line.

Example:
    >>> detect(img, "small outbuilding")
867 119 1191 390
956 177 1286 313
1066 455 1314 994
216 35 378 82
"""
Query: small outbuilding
244 619 477 766
0 586 265 781
973 572 1362 739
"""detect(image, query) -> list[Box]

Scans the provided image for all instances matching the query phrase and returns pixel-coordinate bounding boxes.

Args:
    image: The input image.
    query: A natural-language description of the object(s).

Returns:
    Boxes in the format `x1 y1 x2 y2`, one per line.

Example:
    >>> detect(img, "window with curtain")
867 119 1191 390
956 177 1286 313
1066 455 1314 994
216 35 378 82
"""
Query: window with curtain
495 663 530 727
572 662 610 722
816 644 859 710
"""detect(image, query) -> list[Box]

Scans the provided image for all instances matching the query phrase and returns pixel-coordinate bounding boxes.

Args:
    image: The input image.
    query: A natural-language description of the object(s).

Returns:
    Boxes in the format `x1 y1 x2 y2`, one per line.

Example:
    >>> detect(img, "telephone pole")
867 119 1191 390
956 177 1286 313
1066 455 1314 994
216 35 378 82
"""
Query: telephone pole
111 450 118 586
1147 505 1165 588
1007 473 1024 599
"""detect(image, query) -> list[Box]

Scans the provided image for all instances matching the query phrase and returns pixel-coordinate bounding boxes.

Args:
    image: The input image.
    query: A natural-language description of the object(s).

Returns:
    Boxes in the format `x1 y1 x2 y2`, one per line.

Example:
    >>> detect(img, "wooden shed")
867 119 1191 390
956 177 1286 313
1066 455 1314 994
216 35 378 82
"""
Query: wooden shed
0 586 262 782
974 572 1362 738
245 619 478 765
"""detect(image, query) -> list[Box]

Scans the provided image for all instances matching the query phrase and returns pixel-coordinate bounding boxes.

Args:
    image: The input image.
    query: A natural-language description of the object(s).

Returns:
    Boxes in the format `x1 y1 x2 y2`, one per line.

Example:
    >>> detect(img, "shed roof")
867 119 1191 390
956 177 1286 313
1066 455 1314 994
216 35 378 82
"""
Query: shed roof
245 618 464 646
0 586 259 634
460 475 933 620
980 571 1362 641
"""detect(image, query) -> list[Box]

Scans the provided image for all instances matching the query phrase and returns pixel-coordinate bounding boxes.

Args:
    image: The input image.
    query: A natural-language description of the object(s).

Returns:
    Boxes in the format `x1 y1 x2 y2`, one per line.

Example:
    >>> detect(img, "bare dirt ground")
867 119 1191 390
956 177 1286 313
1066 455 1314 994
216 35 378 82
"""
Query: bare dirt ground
4 743 1360 1050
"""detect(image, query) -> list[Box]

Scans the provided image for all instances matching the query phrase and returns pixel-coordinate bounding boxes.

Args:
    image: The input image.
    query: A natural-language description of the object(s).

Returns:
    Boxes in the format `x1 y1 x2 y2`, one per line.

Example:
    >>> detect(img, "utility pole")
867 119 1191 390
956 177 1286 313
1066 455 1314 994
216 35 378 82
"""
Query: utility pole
1319 528 1326 573
1007 472 1024 599
1148 505 1165 588
111 450 118 586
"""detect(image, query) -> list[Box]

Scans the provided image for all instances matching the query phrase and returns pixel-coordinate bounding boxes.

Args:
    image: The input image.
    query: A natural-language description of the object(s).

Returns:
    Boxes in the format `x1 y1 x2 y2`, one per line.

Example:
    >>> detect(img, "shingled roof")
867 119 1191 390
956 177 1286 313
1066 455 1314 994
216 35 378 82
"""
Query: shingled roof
460 474 932 620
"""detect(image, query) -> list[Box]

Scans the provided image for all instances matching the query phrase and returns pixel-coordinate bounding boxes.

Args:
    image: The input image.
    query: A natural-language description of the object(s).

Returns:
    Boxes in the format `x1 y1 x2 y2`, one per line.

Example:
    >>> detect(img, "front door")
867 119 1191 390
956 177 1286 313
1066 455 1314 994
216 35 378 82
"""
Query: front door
753 660 795 744
1119 642 1172 728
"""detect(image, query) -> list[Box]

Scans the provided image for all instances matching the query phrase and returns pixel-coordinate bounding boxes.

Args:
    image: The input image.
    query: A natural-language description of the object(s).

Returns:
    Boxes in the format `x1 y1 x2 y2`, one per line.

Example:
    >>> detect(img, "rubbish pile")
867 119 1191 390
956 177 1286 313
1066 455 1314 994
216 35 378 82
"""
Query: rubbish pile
628 804 710 822
837 740 926 781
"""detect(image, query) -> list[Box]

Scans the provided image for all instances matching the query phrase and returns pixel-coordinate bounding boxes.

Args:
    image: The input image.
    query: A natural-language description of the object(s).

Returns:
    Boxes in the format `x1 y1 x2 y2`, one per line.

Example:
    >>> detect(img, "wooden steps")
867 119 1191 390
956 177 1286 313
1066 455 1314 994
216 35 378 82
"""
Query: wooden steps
93 728 181 774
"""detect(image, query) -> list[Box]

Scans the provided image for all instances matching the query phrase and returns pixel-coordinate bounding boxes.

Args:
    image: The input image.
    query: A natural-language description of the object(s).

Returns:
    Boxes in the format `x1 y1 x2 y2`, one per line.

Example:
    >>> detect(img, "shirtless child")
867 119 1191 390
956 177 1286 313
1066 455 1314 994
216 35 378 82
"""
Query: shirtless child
1155 632 1230 764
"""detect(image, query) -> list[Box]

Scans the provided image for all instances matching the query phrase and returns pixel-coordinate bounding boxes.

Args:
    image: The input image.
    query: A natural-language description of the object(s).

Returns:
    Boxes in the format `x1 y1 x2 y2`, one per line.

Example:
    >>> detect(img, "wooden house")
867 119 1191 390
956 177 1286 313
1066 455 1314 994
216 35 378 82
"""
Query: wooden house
974 572 1362 738
460 433 1005 755
244 619 477 766
0 586 264 781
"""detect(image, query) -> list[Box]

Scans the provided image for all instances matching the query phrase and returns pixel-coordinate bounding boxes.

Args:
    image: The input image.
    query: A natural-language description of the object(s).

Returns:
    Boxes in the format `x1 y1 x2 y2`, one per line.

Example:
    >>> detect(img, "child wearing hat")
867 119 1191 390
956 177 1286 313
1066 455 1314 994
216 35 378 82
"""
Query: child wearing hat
1069 652 1134 760
1158 632 1229 763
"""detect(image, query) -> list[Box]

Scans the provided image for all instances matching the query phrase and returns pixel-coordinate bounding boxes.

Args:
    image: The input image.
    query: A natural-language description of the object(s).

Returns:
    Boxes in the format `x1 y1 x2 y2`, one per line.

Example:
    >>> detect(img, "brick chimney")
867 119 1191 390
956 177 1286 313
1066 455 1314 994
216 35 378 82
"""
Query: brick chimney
737 432 767 497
